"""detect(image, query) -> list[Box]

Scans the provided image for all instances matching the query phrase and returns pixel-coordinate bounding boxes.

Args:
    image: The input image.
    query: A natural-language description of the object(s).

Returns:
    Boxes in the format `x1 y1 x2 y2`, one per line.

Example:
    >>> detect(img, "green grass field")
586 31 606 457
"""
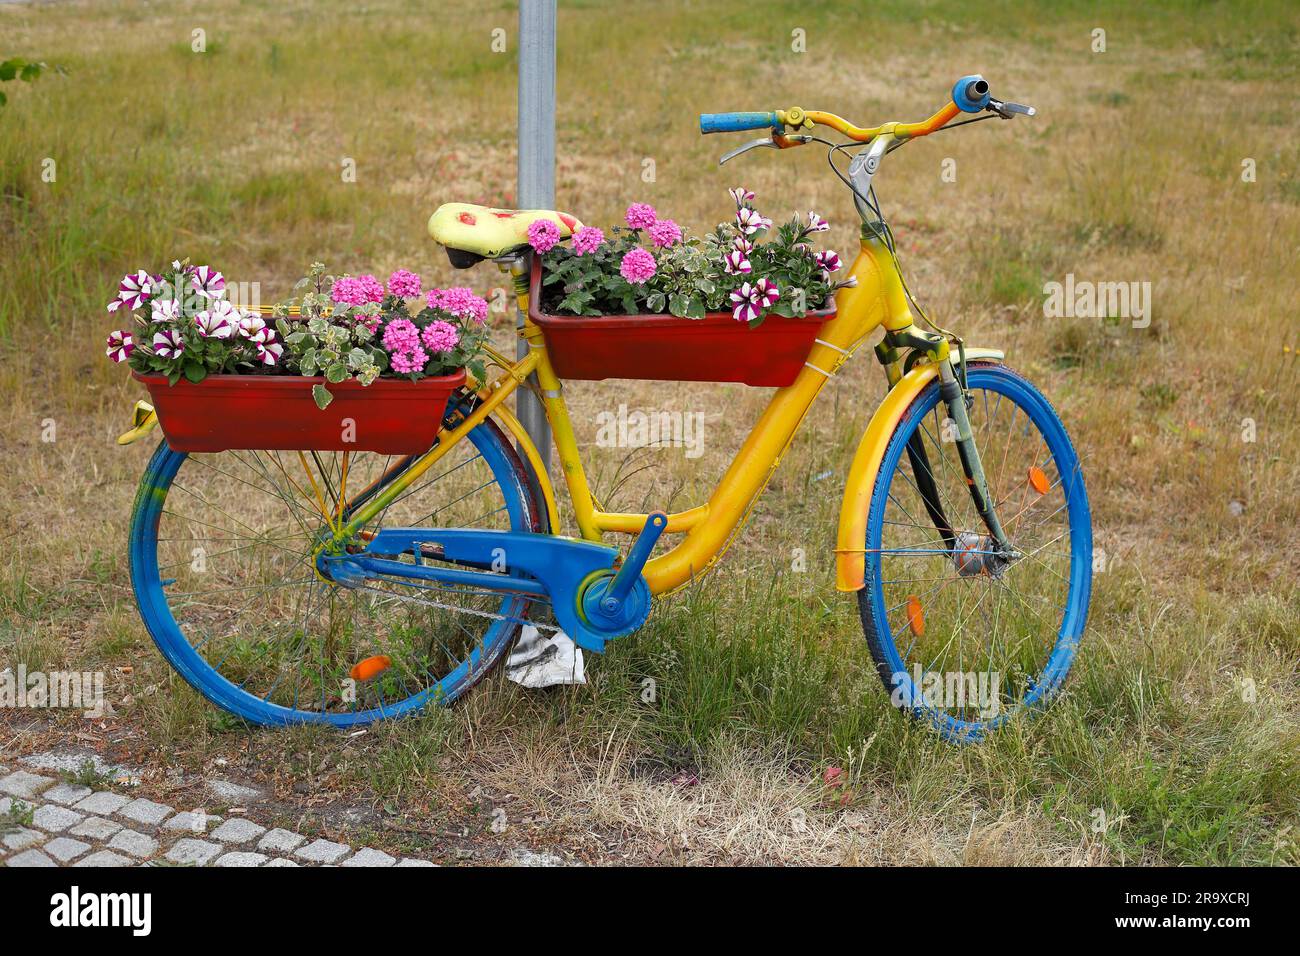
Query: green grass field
0 0 1296 864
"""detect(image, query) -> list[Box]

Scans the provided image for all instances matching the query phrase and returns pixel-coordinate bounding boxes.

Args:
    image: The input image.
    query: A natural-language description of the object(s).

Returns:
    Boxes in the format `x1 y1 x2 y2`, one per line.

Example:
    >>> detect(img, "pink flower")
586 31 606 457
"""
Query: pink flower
107 270 154 313
729 280 777 322
387 269 423 299
736 207 771 235
390 347 429 375
814 250 842 277
625 203 658 230
723 249 751 275
728 186 755 207
571 226 605 255
421 319 460 353
106 330 134 363
190 265 226 301
806 211 830 233
527 218 561 252
427 286 489 324
733 236 754 255
619 247 657 284
331 274 385 306
648 218 682 248
382 318 421 353
152 328 184 359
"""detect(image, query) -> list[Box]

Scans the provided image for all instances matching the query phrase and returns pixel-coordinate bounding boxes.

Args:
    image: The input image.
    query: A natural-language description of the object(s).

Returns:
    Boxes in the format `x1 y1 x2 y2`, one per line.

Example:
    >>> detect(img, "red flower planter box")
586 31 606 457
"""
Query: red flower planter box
133 370 466 455
528 262 833 387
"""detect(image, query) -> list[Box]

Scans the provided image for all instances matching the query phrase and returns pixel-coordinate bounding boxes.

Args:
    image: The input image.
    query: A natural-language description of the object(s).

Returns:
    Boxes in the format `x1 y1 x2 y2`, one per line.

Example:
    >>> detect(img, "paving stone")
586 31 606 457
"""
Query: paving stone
341 847 396 867
42 783 93 805
264 857 300 867
107 828 158 859
20 750 131 784
5 849 56 867
207 780 264 803
165 839 222 866
43 837 92 863
163 810 221 834
210 817 266 844
32 804 85 833
395 858 439 867
214 851 268 867
2 827 44 851
75 850 136 867
258 828 306 853
294 839 351 864
117 798 174 826
0 796 18 815
73 791 131 815
0 770 56 799
69 816 122 840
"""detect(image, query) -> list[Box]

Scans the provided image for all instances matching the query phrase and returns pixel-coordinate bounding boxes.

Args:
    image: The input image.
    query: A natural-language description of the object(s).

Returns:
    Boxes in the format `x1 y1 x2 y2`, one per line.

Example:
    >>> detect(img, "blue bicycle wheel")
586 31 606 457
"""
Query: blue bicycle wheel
129 405 544 726
858 364 1092 742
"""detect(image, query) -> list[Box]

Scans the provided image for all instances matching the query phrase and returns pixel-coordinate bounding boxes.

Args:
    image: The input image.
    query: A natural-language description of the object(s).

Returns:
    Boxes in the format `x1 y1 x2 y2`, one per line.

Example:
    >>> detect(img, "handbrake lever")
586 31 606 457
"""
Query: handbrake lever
717 134 811 165
987 98 1036 119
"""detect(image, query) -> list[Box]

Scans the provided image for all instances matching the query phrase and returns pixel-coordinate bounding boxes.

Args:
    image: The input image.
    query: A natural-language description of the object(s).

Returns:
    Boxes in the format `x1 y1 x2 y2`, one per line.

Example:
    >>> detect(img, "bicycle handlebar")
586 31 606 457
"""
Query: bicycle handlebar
699 111 782 134
699 74 997 142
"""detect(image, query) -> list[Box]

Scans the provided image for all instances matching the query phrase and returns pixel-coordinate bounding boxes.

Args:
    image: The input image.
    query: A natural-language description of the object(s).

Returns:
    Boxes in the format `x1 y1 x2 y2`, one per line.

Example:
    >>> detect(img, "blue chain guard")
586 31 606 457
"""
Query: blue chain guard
319 528 651 653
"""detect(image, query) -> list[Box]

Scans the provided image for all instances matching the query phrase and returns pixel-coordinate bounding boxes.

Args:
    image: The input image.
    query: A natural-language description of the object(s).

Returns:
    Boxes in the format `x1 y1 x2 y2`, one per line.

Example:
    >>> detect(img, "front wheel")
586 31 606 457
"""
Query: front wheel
859 364 1092 742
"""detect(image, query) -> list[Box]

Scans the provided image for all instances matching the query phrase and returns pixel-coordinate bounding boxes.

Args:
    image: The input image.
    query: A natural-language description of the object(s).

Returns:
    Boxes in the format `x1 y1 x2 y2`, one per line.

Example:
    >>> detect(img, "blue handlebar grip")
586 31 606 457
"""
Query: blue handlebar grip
699 111 781 134
952 74 991 113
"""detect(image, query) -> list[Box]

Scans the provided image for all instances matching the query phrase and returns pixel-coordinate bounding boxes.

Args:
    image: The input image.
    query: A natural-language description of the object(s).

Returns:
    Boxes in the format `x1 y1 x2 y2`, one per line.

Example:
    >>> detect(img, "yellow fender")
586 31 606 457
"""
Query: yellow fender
835 348 1004 592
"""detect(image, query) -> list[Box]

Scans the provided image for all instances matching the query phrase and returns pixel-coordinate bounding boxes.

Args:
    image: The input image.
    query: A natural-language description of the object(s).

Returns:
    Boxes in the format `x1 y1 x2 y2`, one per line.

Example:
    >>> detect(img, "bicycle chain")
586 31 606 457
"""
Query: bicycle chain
353 582 563 635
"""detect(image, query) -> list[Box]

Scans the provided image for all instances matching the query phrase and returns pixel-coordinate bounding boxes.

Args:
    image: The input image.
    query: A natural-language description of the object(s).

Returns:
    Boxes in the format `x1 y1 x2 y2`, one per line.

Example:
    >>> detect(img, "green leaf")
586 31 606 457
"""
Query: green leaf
644 292 666 313
312 383 333 410
183 361 205 383
0 59 22 82
325 362 348 383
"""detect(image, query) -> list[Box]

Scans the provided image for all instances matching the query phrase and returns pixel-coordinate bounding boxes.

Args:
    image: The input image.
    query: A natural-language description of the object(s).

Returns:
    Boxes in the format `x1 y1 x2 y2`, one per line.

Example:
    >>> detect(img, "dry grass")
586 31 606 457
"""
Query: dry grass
0 0 1297 865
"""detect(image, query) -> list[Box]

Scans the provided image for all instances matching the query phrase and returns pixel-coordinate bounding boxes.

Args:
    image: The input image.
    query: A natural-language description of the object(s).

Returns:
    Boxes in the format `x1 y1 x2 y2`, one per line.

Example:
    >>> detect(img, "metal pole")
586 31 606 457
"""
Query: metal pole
516 0 555 494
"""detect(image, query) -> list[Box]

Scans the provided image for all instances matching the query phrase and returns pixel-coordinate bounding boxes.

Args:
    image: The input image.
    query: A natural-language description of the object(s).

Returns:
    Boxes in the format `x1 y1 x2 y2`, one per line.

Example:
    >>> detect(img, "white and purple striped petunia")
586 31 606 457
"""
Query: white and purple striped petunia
190 265 226 301
255 335 283 366
150 297 181 323
733 236 754 255
105 330 134 363
194 299 238 338
753 277 780 308
736 206 771 236
152 328 184 360
237 313 271 342
107 270 155 313
814 250 843 277
728 186 755 207
806 211 830 233
729 282 763 322
723 249 752 276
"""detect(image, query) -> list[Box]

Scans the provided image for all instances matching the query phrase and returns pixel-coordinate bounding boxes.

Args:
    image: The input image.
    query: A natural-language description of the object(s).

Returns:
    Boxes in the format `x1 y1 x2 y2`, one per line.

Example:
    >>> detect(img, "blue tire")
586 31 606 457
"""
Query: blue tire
129 410 543 727
858 364 1092 743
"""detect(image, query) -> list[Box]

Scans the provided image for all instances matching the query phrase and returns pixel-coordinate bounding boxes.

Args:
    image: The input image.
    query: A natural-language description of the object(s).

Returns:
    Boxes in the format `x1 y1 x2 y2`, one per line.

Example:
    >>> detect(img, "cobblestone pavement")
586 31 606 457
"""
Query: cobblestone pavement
0 757 439 868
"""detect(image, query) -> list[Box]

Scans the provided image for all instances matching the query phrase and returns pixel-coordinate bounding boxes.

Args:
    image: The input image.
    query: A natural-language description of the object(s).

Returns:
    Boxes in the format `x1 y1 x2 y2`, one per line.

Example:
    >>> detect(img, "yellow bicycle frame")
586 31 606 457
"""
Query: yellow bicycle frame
116 236 1001 601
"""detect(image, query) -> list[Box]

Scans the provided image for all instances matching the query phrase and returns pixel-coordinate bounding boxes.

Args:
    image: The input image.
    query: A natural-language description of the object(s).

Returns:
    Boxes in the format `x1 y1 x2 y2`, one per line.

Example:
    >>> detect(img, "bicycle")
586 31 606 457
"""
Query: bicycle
120 75 1090 743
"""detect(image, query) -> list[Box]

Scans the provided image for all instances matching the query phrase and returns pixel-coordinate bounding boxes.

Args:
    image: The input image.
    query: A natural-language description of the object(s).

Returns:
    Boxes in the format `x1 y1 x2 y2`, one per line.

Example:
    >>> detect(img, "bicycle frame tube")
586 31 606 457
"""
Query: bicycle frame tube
337 235 916 592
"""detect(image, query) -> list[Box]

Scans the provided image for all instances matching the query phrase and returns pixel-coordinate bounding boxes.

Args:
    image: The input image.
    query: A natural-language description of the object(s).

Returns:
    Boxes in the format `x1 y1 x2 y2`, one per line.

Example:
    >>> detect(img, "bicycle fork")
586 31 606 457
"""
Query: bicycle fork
876 330 1017 571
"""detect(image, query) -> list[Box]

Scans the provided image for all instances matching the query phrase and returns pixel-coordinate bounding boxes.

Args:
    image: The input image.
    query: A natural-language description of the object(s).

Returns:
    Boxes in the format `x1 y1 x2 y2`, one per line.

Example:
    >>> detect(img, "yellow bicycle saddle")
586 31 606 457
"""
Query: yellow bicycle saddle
428 203 583 266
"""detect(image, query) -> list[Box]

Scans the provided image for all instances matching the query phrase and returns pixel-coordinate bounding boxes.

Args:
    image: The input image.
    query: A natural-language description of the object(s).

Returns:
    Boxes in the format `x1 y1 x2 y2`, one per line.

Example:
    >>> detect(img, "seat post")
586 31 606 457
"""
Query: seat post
511 254 551 502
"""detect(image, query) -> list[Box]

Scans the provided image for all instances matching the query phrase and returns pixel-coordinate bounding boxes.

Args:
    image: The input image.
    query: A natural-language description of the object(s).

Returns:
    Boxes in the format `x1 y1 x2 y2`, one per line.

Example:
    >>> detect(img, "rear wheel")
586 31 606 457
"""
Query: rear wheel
858 364 1091 742
129 401 545 726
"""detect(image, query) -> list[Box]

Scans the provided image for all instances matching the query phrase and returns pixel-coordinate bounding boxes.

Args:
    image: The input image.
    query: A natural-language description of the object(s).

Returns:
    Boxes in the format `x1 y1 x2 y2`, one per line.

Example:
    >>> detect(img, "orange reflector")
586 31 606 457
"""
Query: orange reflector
1028 466 1050 495
906 595 925 637
350 655 392 682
